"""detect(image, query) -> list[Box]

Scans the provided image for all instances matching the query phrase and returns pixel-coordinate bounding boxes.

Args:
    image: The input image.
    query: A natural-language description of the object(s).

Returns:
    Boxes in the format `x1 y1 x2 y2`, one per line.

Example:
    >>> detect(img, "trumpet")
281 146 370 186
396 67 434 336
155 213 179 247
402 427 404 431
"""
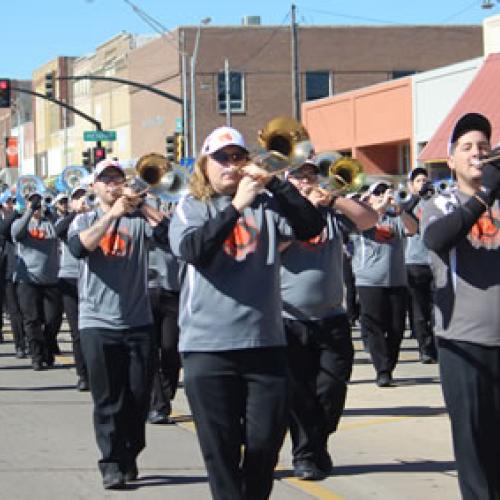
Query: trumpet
394 184 412 205
255 116 314 172
434 178 453 194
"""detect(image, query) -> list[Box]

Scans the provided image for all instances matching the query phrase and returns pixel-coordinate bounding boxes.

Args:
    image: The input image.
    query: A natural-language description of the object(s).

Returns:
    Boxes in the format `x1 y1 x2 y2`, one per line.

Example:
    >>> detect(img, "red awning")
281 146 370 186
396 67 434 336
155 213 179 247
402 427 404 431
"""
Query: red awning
418 53 500 162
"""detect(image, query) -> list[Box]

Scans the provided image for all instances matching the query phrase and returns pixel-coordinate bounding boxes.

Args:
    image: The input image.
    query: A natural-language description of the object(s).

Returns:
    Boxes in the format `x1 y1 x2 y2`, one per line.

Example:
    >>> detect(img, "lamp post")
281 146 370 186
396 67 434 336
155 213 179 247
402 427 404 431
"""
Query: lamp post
190 17 211 157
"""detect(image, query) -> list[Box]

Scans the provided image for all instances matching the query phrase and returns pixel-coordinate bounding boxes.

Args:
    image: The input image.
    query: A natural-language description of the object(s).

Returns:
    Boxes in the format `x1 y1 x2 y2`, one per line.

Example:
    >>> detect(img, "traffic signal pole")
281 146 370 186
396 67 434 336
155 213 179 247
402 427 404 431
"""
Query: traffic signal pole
11 86 103 131
57 75 182 104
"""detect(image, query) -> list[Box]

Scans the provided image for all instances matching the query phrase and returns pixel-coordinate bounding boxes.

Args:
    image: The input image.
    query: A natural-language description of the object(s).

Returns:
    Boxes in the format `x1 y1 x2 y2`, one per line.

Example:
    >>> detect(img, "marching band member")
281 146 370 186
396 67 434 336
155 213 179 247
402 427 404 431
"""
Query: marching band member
350 181 417 387
68 159 170 489
421 113 500 499
11 191 62 370
146 196 181 425
280 159 377 480
169 126 325 500
0 194 26 356
404 167 437 363
54 186 90 391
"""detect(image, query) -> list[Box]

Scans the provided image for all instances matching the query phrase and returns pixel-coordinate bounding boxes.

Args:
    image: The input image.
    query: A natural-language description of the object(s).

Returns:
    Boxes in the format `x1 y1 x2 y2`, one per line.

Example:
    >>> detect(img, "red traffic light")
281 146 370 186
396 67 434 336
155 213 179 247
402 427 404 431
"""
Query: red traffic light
0 79 11 108
92 147 106 165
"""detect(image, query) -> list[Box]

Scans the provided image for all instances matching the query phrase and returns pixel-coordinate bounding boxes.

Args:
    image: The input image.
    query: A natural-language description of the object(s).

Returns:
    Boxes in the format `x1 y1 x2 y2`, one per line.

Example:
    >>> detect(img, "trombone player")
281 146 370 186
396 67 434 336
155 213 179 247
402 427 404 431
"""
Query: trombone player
280 156 378 480
67 159 170 489
169 125 326 500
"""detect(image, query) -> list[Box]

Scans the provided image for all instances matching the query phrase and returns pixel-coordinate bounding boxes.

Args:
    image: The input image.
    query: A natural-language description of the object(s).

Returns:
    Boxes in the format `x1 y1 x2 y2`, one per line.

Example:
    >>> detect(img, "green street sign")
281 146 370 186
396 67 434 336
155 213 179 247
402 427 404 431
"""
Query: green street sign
83 130 117 142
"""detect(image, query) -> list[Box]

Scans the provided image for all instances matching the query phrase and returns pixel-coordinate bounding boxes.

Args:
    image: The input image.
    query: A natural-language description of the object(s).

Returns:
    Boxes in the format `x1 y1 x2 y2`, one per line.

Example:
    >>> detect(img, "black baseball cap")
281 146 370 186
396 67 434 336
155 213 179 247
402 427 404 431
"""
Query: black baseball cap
407 167 428 181
448 112 491 154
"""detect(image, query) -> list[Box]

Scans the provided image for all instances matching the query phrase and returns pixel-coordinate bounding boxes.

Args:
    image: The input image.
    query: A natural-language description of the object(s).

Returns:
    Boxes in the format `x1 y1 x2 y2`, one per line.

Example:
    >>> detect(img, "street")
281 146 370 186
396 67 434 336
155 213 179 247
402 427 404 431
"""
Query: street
0 324 459 500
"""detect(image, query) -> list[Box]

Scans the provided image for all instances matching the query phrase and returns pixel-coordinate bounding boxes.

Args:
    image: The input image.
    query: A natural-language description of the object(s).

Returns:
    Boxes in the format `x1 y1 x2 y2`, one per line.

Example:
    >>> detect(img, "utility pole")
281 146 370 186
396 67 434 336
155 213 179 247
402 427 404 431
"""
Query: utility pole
291 4 300 120
224 59 232 127
180 30 190 157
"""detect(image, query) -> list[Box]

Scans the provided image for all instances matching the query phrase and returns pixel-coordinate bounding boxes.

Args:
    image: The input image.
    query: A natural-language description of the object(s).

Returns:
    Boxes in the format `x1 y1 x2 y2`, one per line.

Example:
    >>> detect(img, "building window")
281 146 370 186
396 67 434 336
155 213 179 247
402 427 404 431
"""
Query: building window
217 71 245 113
305 71 331 101
392 70 415 79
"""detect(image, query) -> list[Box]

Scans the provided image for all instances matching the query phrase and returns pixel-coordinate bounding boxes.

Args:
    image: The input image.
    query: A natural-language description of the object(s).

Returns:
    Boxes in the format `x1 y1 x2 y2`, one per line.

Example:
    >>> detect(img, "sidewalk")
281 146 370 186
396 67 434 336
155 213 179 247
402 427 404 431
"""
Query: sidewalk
0 326 459 499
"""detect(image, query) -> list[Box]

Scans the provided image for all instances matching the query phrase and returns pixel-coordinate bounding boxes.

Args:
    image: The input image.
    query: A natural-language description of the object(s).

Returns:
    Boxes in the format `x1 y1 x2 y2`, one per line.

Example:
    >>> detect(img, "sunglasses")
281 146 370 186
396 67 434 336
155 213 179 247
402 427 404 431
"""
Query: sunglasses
372 186 389 196
97 174 125 185
211 150 248 165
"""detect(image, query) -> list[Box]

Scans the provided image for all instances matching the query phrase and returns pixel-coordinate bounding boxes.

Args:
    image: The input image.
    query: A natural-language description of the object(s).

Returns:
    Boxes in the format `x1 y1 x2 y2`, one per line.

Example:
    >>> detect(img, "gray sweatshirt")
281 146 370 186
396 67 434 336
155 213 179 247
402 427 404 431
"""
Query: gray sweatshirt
11 209 59 285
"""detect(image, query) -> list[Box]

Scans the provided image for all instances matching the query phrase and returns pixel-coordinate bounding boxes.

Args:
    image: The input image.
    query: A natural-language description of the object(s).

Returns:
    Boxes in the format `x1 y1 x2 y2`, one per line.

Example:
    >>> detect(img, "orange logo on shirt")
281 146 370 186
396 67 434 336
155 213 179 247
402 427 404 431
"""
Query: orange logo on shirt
29 228 47 240
468 209 500 249
298 227 328 250
374 224 395 243
99 228 133 257
223 216 259 261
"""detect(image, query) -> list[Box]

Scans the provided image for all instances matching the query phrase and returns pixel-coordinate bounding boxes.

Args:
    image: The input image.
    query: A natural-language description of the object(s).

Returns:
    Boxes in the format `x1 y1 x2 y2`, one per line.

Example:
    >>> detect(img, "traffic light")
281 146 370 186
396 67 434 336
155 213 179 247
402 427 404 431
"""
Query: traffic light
44 72 55 99
82 149 91 167
166 135 176 162
0 79 11 108
93 147 106 165
175 133 184 162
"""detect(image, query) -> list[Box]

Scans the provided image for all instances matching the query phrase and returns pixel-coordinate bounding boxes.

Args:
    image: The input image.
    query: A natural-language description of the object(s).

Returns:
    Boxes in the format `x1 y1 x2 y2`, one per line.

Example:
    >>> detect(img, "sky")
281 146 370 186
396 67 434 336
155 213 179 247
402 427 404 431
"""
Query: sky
1 0 499 79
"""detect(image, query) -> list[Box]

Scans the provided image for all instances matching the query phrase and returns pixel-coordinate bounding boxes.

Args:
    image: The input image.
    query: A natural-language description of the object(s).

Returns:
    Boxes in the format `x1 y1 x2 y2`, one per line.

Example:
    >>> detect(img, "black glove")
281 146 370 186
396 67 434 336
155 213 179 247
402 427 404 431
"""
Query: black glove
481 162 500 204
29 195 42 211
418 180 435 200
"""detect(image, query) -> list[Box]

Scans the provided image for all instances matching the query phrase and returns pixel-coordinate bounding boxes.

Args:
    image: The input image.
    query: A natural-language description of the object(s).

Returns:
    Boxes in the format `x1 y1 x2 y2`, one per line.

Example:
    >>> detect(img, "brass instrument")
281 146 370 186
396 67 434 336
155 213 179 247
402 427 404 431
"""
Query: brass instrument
256 116 314 172
316 153 365 193
433 178 453 194
134 153 189 203
58 166 89 193
15 175 47 209
394 184 412 205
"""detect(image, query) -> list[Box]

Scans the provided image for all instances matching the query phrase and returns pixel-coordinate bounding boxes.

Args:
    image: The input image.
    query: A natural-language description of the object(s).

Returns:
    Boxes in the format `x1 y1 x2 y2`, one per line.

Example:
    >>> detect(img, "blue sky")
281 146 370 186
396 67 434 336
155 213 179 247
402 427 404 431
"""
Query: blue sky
1 0 499 79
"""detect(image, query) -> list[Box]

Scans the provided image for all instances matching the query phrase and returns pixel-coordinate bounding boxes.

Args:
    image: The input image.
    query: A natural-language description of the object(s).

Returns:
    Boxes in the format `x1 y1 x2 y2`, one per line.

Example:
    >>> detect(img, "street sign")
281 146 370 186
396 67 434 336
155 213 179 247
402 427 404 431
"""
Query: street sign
83 130 117 142
175 118 183 133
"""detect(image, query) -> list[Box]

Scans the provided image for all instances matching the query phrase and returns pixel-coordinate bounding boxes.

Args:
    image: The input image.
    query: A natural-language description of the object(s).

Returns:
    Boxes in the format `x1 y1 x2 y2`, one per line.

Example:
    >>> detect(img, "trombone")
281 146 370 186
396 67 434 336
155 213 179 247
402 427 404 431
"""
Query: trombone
255 116 314 173
316 153 365 194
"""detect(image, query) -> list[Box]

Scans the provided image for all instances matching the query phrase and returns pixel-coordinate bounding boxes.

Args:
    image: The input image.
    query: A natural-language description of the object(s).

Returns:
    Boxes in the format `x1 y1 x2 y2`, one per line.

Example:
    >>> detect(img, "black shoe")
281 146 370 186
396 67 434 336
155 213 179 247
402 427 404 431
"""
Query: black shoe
316 449 334 475
376 372 392 387
293 460 327 481
148 410 174 425
15 348 27 359
32 360 45 371
76 378 90 392
102 472 125 490
123 462 138 482
420 353 437 364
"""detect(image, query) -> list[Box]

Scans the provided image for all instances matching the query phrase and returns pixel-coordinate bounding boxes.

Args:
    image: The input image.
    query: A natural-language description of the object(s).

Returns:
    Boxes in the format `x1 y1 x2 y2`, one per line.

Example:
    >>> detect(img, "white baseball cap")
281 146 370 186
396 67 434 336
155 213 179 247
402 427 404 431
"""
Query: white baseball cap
93 159 125 181
200 126 248 156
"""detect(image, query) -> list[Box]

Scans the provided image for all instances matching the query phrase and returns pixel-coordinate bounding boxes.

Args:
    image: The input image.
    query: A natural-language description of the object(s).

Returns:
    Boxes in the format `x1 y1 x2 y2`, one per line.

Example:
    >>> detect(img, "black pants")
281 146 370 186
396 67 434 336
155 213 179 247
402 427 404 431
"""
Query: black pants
148 287 180 414
59 278 87 380
5 280 26 350
343 254 359 325
406 265 437 359
182 347 288 500
358 286 407 376
17 282 63 365
80 326 154 477
284 314 354 464
438 338 500 500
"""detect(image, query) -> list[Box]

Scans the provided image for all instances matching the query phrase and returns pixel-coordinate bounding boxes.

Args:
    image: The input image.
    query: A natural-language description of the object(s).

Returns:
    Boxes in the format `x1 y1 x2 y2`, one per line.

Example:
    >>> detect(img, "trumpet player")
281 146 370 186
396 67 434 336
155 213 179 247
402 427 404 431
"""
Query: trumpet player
11 191 63 371
169 126 325 500
67 159 170 489
350 181 418 387
54 186 90 391
421 112 500 499
280 159 377 481
404 167 437 364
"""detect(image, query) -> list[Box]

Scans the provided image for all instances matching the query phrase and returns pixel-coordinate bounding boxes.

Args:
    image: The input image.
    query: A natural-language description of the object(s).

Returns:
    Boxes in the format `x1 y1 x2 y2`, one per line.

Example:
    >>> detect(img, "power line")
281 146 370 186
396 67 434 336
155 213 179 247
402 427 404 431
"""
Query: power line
440 1 482 22
296 5 400 25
